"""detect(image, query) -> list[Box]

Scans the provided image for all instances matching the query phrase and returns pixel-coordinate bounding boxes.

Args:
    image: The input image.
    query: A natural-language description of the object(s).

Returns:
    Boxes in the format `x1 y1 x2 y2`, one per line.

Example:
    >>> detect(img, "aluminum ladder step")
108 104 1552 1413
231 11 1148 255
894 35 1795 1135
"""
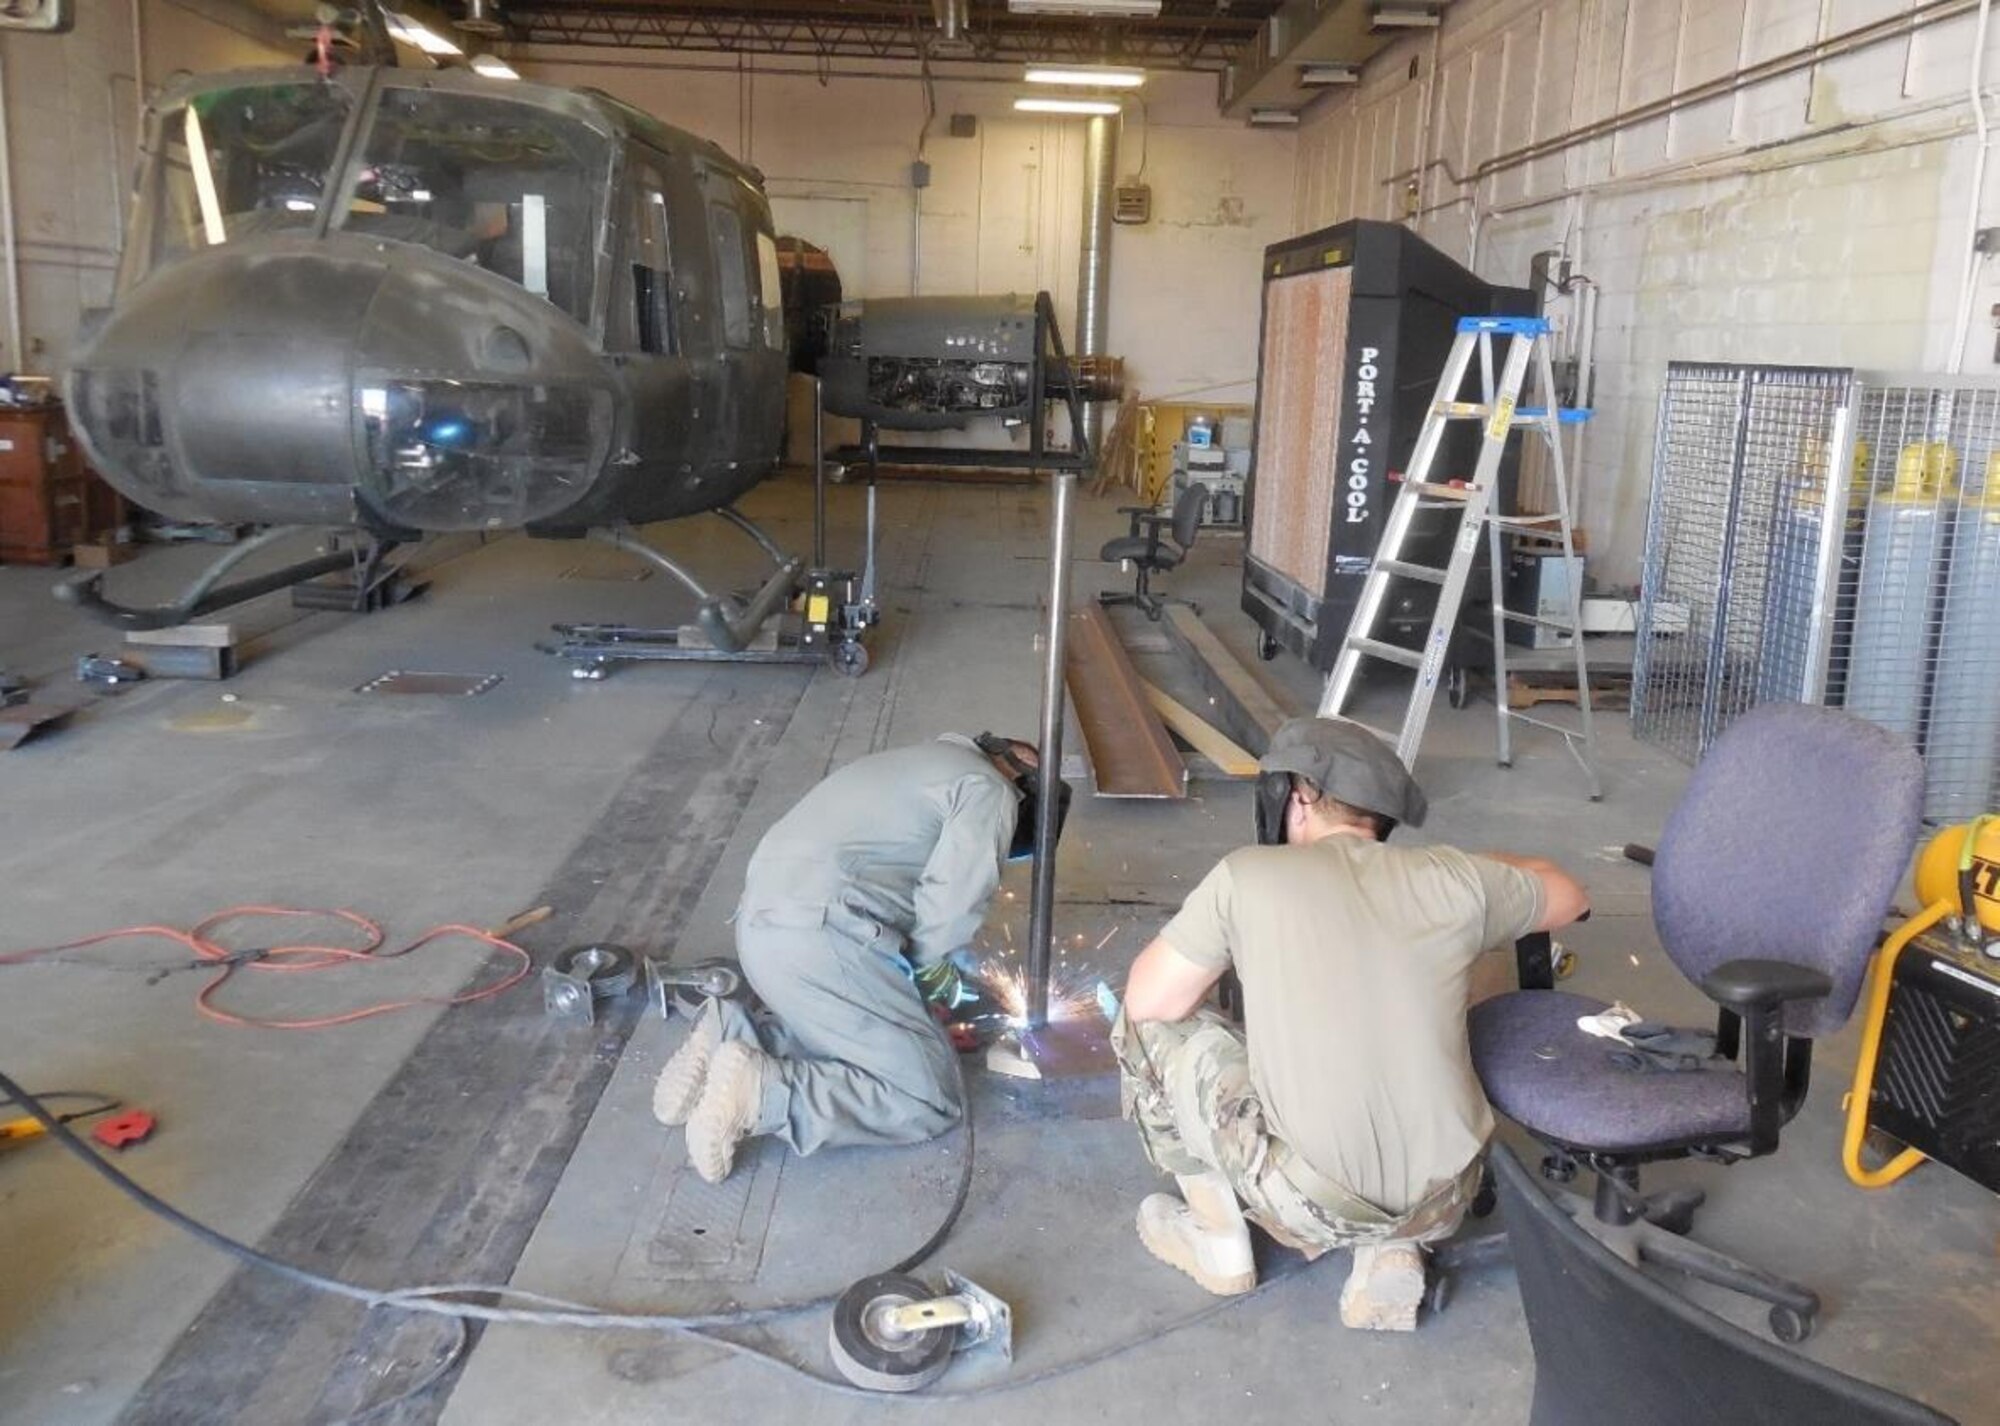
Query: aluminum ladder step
1319 315 1601 799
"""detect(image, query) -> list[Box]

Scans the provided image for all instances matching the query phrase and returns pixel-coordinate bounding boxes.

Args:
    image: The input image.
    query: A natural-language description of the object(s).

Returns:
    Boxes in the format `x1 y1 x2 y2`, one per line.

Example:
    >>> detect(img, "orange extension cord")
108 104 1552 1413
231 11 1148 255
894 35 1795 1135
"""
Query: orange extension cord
0 907 533 1030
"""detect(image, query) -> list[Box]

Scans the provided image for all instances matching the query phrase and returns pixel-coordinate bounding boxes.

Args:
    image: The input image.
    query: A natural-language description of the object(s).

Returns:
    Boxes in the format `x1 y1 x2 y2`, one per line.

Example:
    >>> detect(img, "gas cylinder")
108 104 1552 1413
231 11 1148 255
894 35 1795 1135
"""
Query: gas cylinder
1924 458 2000 821
1843 441 1955 743
1758 437 1868 703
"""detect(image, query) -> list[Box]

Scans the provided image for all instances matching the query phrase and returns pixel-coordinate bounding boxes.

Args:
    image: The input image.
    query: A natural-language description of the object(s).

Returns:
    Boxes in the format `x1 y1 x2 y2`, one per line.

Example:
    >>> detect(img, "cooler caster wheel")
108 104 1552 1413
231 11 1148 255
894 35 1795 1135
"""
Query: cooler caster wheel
829 640 870 678
571 662 608 681
1257 631 1280 662
1768 1304 1815 1344
1446 664 1470 709
830 1273 955 1393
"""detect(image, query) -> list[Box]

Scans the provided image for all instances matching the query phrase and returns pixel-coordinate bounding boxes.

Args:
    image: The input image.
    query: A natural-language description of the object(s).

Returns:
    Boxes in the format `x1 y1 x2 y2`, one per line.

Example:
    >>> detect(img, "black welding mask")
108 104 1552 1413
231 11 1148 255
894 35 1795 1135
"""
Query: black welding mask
1254 771 1295 846
976 732 1073 861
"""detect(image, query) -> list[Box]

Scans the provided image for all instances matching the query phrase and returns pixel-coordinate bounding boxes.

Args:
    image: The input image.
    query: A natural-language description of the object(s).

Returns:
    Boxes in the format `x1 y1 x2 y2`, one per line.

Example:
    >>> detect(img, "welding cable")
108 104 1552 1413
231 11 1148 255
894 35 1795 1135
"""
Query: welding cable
0 908 533 1030
0 1025 1331 1407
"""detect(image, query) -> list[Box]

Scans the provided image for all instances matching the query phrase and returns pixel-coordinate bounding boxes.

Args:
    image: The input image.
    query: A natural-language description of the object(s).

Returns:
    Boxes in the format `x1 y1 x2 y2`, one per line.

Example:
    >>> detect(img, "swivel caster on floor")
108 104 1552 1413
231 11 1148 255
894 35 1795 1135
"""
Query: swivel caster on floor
829 1270 1013 1394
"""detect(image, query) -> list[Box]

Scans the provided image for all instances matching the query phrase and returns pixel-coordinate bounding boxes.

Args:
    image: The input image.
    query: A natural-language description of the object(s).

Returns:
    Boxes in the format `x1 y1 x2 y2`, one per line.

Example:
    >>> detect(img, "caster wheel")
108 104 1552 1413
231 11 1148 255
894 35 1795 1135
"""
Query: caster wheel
571 663 608 681
1257 631 1280 662
1540 1154 1577 1185
670 957 752 1018
1446 664 1470 710
830 1272 954 1393
829 641 870 678
1768 1305 1814 1344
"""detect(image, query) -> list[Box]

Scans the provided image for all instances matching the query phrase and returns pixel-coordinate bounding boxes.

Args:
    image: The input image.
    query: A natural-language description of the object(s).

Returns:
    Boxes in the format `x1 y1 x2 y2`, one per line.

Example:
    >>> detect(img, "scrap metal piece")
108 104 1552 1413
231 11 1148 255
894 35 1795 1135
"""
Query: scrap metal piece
0 703 79 750
356 670 502 696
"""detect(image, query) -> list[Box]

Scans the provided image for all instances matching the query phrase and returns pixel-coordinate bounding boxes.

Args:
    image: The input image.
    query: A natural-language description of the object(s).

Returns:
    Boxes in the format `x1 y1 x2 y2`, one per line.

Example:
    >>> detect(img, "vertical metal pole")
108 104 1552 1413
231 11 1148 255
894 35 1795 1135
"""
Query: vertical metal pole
811 375 827 569
1075 114 1116 461
1025 467 1076 1030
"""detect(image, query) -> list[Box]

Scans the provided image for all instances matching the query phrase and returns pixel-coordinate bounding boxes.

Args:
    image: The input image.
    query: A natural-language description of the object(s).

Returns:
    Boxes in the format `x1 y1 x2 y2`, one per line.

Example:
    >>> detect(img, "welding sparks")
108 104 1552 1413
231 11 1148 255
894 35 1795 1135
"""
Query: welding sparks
973 950 1102 1028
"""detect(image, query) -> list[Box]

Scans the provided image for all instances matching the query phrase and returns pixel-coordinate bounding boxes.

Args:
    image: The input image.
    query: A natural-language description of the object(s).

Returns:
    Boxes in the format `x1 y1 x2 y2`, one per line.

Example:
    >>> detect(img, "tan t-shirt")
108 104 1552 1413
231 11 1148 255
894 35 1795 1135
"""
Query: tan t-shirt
1158 836 1544 1216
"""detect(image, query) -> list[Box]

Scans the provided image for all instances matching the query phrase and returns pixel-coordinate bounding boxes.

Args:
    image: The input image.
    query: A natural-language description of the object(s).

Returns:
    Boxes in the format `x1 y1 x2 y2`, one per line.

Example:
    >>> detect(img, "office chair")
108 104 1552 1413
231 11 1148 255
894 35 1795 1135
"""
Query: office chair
1468 703 1924 1343
1098 482 1208 620
1492 1144 1954 1425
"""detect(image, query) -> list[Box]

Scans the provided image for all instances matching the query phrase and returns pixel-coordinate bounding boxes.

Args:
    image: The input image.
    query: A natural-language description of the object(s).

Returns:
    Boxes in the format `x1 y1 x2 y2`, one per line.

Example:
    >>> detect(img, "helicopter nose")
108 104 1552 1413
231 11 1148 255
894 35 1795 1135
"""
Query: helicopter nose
71 245 390 527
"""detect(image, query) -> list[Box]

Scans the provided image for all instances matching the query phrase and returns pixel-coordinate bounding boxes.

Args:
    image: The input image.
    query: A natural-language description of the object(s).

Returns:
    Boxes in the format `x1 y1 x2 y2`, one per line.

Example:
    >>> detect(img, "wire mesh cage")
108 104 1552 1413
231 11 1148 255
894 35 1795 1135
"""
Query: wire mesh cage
1845 378 2000 822
1631 364 1854 763
1634 366 2000 822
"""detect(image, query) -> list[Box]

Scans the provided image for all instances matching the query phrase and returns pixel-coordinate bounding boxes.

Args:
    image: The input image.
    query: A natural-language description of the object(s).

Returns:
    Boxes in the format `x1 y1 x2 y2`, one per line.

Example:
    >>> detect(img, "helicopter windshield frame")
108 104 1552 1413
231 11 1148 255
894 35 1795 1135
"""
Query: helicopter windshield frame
118 67 620 337
327 71 618 331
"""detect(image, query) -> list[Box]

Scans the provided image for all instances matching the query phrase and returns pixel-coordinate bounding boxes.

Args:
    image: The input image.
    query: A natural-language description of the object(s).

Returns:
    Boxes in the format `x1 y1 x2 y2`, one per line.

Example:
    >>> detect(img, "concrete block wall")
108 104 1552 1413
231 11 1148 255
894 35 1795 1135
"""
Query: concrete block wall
1292 0 2000 584
0 0 290 378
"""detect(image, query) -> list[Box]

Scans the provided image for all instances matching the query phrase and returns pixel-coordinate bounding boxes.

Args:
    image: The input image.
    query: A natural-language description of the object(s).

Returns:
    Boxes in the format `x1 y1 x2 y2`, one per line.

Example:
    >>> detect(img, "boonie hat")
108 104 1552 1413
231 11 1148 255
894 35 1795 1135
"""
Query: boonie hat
1258 716 1428 828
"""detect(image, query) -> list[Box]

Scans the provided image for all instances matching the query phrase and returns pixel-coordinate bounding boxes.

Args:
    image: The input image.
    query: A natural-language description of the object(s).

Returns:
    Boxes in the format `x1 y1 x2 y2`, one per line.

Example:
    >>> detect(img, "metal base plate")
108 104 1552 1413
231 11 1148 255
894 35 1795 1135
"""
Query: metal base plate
357 671 504 696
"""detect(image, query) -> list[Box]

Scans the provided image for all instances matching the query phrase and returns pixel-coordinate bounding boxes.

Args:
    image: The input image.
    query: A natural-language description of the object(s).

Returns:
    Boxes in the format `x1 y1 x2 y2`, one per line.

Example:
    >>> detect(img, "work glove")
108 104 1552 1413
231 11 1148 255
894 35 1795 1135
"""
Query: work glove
914 954 979 1010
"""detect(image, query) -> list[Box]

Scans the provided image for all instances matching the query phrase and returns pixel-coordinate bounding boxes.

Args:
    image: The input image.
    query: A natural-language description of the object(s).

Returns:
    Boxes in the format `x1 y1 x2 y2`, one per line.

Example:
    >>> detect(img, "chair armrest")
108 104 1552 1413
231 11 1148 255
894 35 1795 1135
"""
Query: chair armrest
1702 959 1826 1157
1700 958 1832 1012
1116 506 1170 540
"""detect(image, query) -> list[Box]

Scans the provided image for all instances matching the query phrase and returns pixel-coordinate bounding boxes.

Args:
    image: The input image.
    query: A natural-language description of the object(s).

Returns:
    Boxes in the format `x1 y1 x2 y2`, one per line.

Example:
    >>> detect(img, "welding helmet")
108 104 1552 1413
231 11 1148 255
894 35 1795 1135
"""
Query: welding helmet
1253 717 1428 845
976 732 1073 861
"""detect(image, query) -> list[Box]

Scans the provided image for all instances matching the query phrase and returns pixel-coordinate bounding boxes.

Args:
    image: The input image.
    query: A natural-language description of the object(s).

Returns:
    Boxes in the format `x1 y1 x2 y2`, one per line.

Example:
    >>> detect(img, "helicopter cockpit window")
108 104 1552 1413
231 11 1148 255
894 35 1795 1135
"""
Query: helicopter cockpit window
337 87 610 325
708 202 753 349
134 83 352 279
755 231 784 350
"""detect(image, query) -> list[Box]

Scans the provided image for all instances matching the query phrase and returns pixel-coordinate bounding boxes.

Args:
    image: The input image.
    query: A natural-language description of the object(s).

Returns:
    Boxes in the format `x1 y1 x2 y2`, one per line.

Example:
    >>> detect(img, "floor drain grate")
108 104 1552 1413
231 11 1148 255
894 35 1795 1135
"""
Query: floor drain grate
356 670 504 697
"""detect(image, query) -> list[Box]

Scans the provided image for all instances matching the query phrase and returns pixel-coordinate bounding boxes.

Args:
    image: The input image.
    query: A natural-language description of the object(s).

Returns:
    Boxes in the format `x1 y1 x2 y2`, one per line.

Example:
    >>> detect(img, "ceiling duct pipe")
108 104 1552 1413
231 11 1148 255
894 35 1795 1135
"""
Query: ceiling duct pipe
455 0 507 36
932 0 966 44
1075 112 1117 458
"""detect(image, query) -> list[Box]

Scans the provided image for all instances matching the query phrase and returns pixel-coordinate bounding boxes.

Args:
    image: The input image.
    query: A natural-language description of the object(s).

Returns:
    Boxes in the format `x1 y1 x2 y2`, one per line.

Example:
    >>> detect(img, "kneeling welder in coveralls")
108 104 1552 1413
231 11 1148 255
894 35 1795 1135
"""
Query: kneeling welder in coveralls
654 733 1070 1184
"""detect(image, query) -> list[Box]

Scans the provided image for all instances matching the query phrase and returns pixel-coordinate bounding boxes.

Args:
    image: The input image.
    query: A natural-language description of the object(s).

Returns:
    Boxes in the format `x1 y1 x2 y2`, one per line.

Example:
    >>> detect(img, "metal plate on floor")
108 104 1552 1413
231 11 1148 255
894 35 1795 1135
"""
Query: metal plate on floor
620 1137 785 1283
356 670 503 696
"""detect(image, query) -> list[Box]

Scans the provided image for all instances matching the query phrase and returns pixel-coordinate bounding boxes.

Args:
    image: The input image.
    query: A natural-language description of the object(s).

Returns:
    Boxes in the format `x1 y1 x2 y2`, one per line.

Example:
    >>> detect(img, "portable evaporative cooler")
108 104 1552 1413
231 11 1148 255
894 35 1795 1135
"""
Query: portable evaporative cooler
1241 219 1535 672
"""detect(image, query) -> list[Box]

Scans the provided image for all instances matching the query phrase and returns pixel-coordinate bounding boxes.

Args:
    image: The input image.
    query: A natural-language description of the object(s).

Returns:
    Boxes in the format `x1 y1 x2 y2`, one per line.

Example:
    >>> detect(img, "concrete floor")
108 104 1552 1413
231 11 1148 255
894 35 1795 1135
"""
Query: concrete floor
0 473 1992 1424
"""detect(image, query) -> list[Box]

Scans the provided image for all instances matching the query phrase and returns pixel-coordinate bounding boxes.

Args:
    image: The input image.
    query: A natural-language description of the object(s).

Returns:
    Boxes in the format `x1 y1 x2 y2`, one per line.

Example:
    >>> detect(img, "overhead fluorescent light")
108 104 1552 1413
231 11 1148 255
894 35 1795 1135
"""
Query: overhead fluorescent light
1247 108 1301 128
1371 4 1443 27
386 10 463 56
1015 96 1124 116
1024 65 1146 88
1008 0 1162 16
1298 62 1360 87
470 54 520 79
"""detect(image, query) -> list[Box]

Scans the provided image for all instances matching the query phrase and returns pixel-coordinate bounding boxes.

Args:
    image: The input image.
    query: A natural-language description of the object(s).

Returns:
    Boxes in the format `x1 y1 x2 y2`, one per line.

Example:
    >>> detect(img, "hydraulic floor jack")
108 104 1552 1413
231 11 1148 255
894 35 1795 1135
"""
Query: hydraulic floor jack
547 380 879 679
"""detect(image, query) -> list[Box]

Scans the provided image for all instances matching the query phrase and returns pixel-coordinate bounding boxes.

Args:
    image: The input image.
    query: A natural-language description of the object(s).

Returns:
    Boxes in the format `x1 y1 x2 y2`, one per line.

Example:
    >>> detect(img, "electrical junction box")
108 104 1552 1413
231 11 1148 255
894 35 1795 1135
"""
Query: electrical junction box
1115 184 1152 224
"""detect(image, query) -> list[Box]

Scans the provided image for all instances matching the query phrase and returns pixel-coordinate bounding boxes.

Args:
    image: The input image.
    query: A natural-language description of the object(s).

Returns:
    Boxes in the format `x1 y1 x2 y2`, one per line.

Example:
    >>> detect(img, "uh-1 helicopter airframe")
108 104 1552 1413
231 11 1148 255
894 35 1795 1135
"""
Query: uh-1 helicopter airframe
61 45 870 668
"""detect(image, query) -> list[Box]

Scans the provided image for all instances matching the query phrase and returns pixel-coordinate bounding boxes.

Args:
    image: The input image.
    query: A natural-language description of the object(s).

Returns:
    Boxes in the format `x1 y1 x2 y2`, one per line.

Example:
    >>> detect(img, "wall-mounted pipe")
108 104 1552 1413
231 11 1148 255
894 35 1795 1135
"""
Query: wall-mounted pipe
1463 0 1976 183
1075 112 1116 457
1948 0 1993 374
0 52 22 374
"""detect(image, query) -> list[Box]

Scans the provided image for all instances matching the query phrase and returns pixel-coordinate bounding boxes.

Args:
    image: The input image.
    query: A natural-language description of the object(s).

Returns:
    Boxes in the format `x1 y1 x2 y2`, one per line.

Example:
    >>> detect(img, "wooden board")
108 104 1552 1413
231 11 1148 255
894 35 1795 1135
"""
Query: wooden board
1064 604 1186 799
1139 680 1259 778
1160 605 1296 756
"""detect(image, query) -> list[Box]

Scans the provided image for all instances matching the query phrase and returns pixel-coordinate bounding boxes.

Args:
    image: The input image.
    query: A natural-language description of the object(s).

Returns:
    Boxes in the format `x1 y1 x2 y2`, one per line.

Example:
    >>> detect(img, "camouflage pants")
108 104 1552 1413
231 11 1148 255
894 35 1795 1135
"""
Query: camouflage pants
1112 1008 1479 1254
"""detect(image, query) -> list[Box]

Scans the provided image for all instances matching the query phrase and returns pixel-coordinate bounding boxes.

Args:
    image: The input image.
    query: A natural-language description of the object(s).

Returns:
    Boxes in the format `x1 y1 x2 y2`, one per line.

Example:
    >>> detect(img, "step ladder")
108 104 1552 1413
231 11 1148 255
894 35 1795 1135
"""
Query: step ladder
1317 315 1601 799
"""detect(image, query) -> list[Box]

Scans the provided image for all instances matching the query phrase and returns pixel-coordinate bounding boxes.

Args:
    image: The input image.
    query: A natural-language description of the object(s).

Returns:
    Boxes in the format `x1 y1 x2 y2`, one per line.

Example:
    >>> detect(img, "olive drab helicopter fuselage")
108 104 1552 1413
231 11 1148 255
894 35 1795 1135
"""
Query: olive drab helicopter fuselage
62 64 802 632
